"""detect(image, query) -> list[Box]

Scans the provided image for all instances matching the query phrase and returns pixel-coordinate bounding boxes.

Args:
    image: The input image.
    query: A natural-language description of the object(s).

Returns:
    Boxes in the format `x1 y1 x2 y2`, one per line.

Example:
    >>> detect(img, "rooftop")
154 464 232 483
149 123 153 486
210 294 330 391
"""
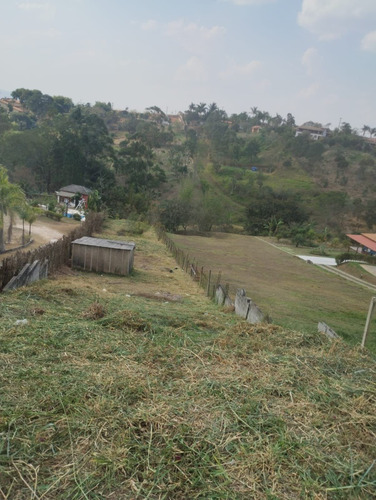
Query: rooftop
347 234 376 252
72 236 135 251
58 185 92 195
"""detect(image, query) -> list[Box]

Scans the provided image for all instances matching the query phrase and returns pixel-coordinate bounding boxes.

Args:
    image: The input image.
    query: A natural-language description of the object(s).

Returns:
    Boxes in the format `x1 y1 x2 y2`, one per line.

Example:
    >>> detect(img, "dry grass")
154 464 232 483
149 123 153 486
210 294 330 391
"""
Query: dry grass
0 221 375 499
171 232 376 351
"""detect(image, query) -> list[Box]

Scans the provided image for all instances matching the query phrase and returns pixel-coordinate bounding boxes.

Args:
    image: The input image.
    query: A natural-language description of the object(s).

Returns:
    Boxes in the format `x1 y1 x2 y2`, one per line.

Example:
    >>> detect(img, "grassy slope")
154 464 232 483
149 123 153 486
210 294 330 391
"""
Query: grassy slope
170 232 376 352
0 220 375 499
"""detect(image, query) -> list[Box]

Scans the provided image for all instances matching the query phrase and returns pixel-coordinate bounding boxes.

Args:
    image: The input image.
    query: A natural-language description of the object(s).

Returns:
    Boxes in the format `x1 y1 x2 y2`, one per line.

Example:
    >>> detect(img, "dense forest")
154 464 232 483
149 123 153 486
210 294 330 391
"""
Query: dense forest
1 88 376 247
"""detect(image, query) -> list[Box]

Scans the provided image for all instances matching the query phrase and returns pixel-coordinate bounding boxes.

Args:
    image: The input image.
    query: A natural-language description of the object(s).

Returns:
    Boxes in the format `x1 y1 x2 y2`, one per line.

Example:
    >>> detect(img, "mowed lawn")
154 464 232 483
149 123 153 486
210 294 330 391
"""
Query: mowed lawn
171 232 376 351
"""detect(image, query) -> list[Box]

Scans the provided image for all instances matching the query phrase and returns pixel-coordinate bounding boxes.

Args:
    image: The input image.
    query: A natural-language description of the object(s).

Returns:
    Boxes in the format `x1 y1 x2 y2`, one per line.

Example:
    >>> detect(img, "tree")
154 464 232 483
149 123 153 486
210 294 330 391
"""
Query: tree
159 199 191 232
245 189 308 235
146 106 168 124
0 166 25 252
192 193 229 232
340 122 352 135
243 138 261 162
362 125 370 137
285 113 296 127
290 223 315 247
87 189 102 212
335 151 349 178
26 206 39 237
365 199 376 229
168 144 191 178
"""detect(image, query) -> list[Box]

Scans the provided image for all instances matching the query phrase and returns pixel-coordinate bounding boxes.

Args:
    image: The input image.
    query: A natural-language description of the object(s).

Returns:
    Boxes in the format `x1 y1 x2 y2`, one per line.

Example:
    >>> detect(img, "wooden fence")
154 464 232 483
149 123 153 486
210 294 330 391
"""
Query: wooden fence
155 225 228 301
0 213 104 291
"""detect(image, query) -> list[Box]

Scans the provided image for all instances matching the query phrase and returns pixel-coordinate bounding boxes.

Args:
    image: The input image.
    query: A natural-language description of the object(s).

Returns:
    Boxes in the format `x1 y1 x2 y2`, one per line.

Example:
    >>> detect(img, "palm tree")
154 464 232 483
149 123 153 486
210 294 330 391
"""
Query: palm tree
0 166 25 252
362 125 370 137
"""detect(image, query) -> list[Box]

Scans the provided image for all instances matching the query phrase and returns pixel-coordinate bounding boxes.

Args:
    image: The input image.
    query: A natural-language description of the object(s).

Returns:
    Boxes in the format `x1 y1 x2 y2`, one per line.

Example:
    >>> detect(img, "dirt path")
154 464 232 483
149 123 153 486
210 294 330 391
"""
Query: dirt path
14 219 64 243
0 215 79 261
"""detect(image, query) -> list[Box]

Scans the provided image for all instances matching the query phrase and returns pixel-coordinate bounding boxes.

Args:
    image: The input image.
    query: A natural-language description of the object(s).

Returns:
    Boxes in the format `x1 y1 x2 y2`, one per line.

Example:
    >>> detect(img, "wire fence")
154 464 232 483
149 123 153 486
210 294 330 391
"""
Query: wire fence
0 212 104 291
155 225 230 302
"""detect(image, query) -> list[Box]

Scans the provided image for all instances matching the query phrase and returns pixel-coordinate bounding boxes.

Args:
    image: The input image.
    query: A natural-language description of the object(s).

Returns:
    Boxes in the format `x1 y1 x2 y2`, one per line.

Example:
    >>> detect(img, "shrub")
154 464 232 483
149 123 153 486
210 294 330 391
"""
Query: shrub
45 210 62 221
73 213 82 222
336 252 376 266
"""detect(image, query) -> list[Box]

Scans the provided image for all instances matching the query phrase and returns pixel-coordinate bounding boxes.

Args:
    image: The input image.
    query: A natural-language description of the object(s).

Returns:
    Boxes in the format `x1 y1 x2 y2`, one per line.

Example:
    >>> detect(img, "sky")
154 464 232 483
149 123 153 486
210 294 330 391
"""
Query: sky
1 0 375 131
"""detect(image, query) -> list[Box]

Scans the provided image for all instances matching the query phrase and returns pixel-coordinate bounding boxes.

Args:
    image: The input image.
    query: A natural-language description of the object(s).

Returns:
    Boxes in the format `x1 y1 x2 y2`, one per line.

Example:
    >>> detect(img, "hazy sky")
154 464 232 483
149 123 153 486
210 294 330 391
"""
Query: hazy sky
1 0 375 130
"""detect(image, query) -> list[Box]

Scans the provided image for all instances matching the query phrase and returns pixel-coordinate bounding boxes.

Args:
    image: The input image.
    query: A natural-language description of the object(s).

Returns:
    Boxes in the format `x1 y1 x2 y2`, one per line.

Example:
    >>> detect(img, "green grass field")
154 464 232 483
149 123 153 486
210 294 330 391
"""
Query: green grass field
170 232 376 352
1 221 375 498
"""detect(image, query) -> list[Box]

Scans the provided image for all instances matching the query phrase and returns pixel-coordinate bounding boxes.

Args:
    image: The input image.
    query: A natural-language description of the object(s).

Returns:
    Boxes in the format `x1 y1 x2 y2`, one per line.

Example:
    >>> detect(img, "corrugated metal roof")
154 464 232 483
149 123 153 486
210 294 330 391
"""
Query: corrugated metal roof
347 234 376 252
72 236 135 250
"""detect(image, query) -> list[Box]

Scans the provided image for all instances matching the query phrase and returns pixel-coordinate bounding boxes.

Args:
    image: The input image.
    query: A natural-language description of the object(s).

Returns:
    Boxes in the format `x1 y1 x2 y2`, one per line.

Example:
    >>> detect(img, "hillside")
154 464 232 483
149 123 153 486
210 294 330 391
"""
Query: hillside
1 220 375 498
1 92 376 237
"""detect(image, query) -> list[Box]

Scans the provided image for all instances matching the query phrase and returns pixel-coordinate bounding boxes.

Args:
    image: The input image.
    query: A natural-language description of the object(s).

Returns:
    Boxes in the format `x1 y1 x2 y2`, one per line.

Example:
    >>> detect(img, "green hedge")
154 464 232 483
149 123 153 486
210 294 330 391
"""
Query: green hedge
45 210 62 221
336 252 376 266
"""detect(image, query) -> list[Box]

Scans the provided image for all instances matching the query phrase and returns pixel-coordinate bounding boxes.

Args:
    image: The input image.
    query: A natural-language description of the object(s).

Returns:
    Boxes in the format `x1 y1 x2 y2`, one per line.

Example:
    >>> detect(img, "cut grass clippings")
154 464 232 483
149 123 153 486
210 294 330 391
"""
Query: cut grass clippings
0 220 375 499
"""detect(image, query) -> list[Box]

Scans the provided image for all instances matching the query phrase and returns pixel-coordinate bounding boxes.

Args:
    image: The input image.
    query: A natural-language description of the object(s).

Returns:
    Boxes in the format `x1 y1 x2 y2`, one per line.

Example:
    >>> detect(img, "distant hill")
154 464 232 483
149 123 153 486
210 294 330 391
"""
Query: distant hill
0 89 375 235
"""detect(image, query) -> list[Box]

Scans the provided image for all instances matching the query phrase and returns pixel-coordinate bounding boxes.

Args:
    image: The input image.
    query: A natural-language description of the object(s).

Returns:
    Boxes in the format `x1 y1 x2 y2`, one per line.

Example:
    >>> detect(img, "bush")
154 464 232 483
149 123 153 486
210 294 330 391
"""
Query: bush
336 252 376 266
45 210 62 221
73 213 82 222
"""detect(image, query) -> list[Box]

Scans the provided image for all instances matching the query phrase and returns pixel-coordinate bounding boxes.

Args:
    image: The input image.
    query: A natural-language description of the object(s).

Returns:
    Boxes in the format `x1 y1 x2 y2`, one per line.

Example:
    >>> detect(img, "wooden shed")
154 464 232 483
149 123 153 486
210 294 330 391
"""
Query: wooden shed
71 237 135 275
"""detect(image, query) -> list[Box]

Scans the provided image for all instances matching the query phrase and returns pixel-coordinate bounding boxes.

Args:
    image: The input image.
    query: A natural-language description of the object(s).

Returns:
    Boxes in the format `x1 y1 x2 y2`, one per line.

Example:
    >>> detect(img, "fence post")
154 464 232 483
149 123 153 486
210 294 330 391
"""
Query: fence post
361 297 376 349
206 270 211 297
199 266 204 287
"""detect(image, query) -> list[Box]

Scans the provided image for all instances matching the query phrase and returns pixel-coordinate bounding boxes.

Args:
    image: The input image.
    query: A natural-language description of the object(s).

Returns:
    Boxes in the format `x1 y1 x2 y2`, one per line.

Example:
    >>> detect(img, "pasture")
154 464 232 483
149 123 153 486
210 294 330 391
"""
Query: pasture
171 232 376 351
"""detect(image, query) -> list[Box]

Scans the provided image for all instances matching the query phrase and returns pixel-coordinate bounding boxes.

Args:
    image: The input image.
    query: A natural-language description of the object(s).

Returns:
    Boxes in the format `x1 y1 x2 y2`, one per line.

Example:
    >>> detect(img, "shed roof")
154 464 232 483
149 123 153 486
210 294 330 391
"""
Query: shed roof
72 236 135 251
58 185 92 195
347 234 376 252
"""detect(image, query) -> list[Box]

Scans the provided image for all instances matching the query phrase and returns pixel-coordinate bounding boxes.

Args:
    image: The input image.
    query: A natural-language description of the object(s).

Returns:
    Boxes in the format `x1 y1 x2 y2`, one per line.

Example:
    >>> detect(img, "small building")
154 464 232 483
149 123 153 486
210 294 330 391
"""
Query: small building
347 234 376 256
56 184 92 208
71 237 135 275
295 125 329 140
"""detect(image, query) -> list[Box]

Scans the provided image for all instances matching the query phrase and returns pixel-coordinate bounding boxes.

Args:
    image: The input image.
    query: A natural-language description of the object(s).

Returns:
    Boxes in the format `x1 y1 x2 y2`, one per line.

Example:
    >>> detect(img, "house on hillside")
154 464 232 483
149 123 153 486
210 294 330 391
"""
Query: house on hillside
55 184 92 209
0 98 25 113
347 233 376 256
295 125 329 140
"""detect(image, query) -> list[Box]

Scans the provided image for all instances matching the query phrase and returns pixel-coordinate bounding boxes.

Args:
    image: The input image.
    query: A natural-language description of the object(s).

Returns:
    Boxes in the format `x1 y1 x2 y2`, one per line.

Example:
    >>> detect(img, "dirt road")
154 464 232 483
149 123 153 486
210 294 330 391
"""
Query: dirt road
1 215 79 261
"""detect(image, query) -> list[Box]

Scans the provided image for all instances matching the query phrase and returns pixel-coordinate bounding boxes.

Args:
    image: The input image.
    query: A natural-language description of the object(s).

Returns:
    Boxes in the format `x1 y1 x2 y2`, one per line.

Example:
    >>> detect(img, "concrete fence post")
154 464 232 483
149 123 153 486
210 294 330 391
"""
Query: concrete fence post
361 297 376 349
207 270 211 297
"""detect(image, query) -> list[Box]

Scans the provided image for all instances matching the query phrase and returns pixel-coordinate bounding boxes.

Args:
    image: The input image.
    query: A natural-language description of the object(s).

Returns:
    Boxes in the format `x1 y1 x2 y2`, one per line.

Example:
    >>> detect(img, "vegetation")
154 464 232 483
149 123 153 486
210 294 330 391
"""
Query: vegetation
0 166 27 252
0 220 375 498
1 90 376 238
